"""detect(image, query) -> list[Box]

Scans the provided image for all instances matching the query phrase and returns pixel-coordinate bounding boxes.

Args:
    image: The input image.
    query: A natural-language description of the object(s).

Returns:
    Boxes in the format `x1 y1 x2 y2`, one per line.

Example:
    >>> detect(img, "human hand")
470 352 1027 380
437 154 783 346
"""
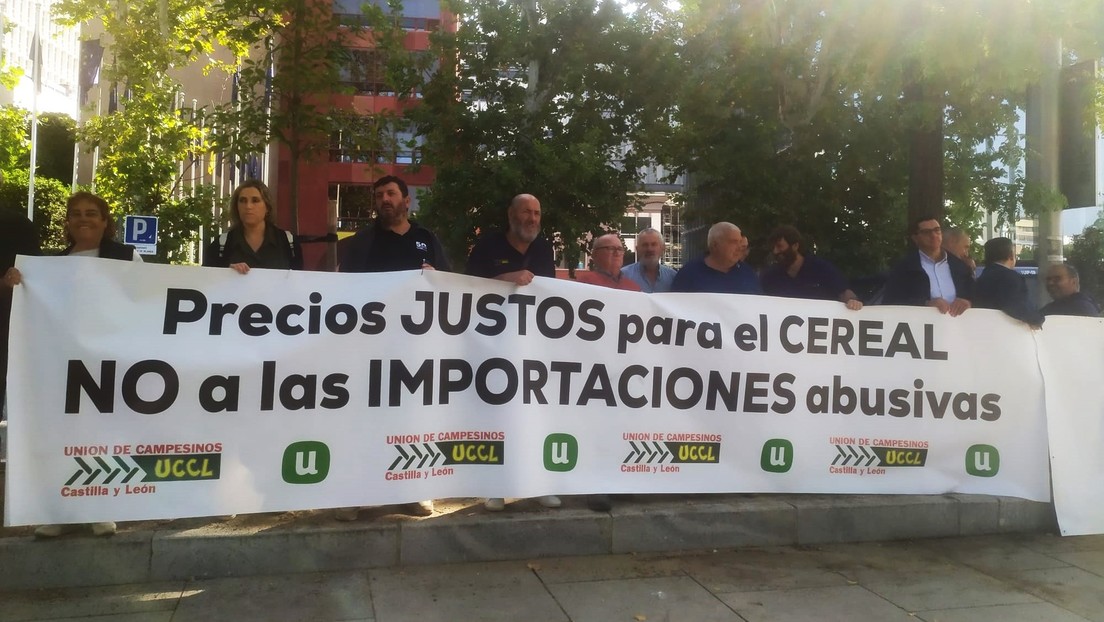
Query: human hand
497 270 535 286
844 298 863 311
421 263 436 271
230 263 251 275
948 298 971 317
2 267 22 288
928 298 951 314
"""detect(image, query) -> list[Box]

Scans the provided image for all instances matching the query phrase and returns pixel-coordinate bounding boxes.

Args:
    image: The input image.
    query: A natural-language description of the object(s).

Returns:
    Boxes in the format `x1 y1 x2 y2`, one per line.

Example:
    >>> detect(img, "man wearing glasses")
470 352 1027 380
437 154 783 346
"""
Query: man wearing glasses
575 234 641 291
882 215 973 315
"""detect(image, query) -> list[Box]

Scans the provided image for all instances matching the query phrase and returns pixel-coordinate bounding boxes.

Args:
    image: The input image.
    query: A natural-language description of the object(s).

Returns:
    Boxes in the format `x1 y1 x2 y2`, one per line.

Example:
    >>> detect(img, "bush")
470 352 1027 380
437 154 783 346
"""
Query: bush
0 170 69 251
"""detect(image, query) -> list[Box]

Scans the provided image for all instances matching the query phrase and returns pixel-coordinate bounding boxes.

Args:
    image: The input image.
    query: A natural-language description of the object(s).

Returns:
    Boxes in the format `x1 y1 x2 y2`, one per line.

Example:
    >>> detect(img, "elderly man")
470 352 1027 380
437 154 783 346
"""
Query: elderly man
671 222 760 294
761 225 862 309
881 215 973 316
574 233 639 512
339 175 450 273
576 233 641 291
942 228 977 273
467 194 555 284
467 194 561 512
622 228 677 293
1041 263 1100 317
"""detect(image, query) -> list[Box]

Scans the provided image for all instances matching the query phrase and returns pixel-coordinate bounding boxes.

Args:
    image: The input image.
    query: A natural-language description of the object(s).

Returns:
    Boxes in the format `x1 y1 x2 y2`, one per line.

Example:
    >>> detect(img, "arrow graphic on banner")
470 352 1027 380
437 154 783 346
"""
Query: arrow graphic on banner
623 442 674 464
65 455 142 485
831 445 891 467
389 443 444 470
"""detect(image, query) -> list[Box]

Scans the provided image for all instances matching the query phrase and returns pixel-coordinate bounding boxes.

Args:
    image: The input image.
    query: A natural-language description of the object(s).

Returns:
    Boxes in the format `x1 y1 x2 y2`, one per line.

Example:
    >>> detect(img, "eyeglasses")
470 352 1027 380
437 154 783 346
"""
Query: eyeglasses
916 227 942 236
594 247 625 254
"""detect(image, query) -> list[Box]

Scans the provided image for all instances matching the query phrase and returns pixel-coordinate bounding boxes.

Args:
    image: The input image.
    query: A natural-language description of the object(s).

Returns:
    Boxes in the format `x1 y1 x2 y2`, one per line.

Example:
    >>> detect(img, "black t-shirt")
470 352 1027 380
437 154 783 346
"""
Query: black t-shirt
466 231 555 278
363 222 448 272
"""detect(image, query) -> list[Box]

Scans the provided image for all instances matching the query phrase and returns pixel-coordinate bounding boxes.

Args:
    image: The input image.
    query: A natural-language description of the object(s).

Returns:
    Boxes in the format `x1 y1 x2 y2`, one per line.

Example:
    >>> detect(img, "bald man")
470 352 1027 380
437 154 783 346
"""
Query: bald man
575 234 641 291
467 194 555 285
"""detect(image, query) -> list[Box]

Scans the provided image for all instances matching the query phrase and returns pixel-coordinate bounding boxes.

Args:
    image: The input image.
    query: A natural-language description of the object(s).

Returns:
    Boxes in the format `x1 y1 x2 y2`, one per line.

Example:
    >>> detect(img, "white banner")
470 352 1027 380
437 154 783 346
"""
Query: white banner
6 256 1054 526
1037 315 1104 535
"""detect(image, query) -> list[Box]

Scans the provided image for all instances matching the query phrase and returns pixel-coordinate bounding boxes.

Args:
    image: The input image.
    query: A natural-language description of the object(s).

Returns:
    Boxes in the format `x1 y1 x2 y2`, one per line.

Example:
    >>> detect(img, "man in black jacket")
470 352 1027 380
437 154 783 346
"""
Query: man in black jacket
882 215 973 316
975 237 1043 326
1041 263 1101 317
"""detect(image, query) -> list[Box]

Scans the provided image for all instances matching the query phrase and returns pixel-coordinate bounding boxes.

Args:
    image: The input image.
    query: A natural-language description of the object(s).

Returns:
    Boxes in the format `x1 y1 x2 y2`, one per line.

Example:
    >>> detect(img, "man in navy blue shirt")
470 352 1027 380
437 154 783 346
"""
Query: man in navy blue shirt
466 194 555 284
975 237 1043 326
760 225 862 309
671 222 761 294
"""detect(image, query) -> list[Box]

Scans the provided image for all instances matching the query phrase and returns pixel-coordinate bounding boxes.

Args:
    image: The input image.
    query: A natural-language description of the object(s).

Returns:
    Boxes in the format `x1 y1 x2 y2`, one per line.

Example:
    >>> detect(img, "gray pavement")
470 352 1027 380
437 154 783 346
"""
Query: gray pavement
3 533 1104 622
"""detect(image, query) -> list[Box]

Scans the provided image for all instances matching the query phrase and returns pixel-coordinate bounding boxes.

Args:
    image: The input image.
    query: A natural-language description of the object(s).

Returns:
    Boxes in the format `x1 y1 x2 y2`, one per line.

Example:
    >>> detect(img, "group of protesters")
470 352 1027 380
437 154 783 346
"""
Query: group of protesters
2 174 1100 536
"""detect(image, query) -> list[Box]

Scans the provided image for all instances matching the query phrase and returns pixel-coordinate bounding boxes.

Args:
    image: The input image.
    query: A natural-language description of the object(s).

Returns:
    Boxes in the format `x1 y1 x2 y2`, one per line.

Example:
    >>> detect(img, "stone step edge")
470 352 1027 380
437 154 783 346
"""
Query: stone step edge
0 494 1056 591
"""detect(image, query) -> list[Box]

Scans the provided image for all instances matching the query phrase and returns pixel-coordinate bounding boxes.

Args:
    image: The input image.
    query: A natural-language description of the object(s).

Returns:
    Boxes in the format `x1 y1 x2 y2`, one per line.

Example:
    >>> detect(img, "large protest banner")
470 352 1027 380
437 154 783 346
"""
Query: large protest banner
6 256 1053 526
1037 315 1104 536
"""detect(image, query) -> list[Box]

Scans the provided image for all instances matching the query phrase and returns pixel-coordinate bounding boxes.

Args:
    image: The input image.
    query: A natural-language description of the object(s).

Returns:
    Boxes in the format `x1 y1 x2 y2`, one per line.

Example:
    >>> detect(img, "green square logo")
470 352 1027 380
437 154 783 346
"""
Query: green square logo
965 444 999 477
282 441 331 484
544 434 578 472
760 439 793 473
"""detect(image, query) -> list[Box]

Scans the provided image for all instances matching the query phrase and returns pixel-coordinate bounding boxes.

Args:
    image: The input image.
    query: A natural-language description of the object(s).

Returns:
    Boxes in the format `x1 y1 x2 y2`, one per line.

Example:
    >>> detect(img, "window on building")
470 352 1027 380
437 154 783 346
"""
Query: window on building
333 0 441 30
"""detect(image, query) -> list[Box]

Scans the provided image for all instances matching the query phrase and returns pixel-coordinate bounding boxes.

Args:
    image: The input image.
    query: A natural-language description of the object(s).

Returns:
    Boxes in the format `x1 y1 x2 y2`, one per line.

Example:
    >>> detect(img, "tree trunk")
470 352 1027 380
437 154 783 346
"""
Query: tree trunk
905 77 944 226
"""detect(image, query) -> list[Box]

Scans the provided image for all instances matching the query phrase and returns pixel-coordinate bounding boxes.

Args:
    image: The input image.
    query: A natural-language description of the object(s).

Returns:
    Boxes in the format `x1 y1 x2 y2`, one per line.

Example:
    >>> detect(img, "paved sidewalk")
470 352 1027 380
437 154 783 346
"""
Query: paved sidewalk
3 533 1103 621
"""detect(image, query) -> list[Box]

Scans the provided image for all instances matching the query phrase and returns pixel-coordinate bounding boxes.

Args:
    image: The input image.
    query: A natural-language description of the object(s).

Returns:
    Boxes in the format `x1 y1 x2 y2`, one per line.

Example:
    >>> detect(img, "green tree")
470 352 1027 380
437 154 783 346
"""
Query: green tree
392 0 680 271
35 113 78 185
55 0 226 262
0 169 70 250
0 106 30 173
664 0 1104 275
211 0 401 234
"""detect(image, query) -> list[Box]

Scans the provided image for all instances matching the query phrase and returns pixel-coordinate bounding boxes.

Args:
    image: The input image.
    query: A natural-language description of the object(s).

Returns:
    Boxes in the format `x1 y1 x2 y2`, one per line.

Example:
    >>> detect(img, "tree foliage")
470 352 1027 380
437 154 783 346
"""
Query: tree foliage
0 169 69 250
210 0 402 233
662 0 1104 275
1066 225 1104 306
390 0 679 271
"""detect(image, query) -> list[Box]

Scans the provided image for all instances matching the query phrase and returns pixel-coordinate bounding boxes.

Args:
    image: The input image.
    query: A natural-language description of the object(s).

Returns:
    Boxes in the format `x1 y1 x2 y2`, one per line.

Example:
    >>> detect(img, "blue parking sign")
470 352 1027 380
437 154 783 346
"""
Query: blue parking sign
124 215 159 255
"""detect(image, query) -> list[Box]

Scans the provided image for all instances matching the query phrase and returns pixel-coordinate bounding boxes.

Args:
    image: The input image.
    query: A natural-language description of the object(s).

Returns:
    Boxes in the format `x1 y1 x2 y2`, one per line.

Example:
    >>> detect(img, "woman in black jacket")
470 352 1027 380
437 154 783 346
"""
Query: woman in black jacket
204 180 302 273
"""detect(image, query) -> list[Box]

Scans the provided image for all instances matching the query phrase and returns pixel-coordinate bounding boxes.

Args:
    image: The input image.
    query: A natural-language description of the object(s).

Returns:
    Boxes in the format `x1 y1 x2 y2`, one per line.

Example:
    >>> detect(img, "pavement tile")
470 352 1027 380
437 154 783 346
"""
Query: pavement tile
1004 566 1104 622
717 585 915 621
861 568 1041 611
811 540 959 583
914 602 1091 622
28 614 174 622
0 581 184 622
531 553 686 584
548 575 743 622
1048 550 1104 577
1020 533 1104 554
171 572 373 622
368 561 566 622
677 546 851 593
920 535 1072 574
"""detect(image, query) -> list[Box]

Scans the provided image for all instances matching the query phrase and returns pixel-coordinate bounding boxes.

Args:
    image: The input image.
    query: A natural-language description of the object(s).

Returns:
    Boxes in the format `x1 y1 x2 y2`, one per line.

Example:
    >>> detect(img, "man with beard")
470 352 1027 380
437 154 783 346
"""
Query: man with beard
338 175 450 273
466 194 555 284
760 225 862 309
622 228 677 293
466 194 563 513
336 175 446 520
